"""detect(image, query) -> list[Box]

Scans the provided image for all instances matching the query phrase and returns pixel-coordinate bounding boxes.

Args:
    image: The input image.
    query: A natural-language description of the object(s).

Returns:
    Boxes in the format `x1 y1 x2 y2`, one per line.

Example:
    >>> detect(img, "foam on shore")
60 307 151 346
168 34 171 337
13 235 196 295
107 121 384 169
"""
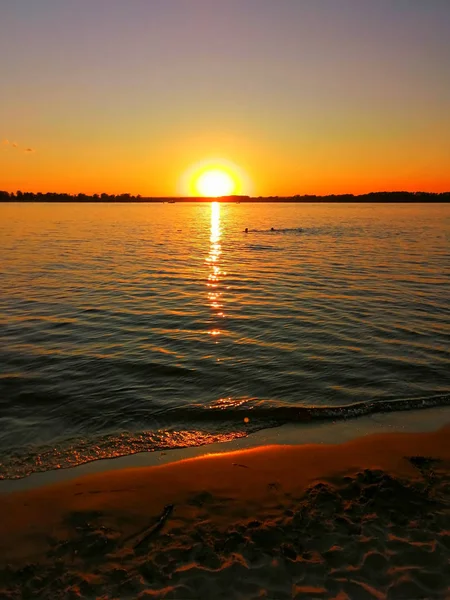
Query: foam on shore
2 404 449 494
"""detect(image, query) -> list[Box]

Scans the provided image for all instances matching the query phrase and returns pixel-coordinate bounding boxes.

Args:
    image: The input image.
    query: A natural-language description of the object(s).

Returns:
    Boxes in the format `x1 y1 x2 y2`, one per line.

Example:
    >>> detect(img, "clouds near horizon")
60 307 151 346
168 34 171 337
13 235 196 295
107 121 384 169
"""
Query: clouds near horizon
2 139 36 153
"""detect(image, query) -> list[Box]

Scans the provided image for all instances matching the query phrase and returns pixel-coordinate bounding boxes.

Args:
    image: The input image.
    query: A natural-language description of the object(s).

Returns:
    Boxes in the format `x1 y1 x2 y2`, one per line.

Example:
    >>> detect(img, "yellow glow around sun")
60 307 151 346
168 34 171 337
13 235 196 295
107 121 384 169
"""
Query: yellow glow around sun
179 159 252 197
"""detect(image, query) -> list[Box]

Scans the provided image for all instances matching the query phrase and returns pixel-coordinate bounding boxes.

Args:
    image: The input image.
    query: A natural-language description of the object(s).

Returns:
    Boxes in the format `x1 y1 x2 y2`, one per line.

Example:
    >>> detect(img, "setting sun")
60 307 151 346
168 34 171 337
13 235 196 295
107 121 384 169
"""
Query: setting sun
196 169 235 197
179 159 252 197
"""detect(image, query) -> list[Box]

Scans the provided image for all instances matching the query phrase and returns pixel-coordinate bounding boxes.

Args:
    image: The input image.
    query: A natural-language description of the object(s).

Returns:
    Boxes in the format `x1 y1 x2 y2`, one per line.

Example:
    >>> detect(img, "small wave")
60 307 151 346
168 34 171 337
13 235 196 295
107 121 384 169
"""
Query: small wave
0 393 448 480
162 393 450 424
0 429 249 481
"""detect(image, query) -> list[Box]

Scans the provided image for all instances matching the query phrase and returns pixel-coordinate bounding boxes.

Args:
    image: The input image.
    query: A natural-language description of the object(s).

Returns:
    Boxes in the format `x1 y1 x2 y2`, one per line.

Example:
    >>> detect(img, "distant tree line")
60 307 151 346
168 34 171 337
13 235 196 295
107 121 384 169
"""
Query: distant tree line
0 191 142 202
0 190 449 202
250 191 450 202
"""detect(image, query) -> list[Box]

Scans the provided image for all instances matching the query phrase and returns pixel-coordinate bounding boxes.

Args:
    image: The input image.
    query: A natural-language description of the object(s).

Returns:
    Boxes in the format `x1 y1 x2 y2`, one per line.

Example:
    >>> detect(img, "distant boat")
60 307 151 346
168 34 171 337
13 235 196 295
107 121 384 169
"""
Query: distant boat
168 200 176 204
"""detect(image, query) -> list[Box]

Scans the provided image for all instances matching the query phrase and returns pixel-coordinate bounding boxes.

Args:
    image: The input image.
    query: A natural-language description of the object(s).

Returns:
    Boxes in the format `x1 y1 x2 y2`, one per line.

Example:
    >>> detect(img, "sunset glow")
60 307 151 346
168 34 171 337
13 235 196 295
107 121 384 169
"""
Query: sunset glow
196 169 235 197
180 160 251 198
1 3 450 195
2 2 450 597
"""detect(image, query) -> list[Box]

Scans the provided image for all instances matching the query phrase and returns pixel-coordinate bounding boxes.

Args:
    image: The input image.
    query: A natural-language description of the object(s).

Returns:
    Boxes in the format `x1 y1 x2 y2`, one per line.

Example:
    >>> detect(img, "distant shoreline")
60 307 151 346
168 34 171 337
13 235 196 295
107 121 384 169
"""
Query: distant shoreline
1 192 450 203
2 200 450 203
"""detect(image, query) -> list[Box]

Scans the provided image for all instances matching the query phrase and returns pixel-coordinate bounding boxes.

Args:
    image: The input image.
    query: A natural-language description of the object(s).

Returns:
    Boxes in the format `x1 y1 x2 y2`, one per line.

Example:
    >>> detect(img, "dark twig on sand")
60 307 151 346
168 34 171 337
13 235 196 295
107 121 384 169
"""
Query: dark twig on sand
134 504 174 551
122 505 174 551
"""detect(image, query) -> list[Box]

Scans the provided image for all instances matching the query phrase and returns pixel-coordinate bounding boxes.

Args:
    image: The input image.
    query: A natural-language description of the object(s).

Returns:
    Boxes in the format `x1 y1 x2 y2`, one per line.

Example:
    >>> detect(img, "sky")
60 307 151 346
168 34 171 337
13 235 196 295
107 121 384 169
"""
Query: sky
1 0 450 196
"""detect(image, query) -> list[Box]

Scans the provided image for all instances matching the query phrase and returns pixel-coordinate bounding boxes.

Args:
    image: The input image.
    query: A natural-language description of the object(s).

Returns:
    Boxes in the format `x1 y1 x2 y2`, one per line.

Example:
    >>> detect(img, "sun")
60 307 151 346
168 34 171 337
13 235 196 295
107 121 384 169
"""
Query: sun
196 169 235 197
179 159 251 197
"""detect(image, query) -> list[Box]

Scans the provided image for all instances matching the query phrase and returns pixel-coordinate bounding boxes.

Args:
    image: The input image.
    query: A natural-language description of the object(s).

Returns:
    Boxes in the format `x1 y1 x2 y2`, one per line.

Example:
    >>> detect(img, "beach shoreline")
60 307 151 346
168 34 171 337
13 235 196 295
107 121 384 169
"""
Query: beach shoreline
2 404 450 495
1 424 449 599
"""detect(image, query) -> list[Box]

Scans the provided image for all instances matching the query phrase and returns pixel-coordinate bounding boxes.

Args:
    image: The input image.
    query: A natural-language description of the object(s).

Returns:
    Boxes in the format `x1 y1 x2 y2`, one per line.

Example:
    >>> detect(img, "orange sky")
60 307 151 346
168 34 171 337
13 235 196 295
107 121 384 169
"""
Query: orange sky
2 1 450 196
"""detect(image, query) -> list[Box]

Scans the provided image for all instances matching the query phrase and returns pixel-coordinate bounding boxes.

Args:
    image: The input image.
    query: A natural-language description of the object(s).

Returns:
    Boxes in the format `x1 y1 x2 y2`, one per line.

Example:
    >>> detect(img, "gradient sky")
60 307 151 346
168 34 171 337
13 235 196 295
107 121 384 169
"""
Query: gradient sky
1 0 450 195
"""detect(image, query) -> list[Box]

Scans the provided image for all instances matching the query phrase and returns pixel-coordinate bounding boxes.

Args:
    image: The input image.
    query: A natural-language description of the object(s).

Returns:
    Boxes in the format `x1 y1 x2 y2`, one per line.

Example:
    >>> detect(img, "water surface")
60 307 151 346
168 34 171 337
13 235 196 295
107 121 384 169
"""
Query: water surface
0 202 449 478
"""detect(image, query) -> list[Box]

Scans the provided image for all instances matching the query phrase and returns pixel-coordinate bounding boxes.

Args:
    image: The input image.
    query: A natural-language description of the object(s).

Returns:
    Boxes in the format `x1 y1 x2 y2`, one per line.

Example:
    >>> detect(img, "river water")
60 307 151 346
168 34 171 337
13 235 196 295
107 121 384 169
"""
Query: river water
0 202 449 478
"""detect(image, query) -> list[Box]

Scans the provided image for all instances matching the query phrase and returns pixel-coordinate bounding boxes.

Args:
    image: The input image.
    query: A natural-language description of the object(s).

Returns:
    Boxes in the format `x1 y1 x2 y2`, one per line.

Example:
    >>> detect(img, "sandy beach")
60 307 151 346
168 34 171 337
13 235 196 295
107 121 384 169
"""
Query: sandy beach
0 426 450 600
0 426 449 599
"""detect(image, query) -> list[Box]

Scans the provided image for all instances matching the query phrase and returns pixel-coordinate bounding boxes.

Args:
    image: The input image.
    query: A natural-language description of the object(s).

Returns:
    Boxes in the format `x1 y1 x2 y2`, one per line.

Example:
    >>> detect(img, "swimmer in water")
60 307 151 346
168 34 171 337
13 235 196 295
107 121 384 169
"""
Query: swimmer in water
271 227 275 231
244 227 248 233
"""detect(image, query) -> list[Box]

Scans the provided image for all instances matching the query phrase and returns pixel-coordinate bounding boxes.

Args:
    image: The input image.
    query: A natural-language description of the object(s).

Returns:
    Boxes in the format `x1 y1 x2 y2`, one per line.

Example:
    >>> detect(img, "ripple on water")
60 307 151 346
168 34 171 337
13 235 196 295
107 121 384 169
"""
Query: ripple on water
0 202 449 478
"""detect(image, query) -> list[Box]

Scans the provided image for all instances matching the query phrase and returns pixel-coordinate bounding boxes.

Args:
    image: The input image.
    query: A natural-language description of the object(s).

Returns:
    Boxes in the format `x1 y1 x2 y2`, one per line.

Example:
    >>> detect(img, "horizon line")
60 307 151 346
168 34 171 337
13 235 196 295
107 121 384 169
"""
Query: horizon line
1 190 450 203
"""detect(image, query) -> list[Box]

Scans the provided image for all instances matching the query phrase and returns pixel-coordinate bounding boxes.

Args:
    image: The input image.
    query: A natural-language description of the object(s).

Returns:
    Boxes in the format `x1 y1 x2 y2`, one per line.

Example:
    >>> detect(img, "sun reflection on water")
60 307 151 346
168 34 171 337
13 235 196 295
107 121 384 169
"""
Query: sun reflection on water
206 202 224 336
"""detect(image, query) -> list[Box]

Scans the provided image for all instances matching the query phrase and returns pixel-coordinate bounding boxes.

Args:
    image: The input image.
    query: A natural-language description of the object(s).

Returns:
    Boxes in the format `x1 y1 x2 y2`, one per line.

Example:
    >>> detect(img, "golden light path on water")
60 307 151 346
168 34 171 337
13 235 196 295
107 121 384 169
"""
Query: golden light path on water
206 202 224 338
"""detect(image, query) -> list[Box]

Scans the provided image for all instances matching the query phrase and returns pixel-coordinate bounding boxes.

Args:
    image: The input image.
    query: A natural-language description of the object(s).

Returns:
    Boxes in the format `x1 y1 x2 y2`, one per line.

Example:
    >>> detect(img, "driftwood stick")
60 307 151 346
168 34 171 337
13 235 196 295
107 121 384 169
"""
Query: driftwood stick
131 504 174 551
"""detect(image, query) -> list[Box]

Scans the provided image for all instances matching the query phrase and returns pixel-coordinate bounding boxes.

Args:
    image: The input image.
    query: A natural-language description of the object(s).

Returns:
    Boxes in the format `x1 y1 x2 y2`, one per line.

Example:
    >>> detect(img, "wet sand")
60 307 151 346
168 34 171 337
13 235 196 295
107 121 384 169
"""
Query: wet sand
0 426 449 599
